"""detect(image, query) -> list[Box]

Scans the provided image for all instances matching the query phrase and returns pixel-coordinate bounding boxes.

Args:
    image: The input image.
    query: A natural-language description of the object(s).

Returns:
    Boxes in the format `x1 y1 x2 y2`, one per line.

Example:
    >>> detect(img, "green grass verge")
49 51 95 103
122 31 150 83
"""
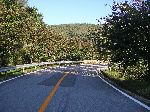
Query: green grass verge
0 64 57 81
0 63 79 81
102 69 150 100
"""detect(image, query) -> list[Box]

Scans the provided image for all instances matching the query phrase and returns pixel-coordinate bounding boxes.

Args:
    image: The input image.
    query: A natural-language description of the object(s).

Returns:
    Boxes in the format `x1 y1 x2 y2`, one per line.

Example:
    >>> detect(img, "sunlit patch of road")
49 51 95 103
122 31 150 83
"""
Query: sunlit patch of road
0 64 149 112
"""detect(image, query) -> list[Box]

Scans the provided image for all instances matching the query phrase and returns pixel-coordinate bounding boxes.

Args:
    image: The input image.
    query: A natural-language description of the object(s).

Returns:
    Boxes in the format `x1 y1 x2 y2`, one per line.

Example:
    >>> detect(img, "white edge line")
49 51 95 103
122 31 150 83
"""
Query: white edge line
0 66 59 85
0 62 75 84
95 70 150 110
1 66 150 110
0 68 47 85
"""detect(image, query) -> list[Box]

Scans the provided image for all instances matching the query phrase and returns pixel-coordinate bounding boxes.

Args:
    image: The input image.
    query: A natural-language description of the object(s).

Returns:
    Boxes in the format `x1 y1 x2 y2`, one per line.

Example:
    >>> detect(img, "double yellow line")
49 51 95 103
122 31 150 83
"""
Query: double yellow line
38 72 69 112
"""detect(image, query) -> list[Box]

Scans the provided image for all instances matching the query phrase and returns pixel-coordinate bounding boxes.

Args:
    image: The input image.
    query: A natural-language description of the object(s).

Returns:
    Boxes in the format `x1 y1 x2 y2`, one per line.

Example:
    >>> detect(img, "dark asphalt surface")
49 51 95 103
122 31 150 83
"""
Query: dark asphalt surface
0 64 149 112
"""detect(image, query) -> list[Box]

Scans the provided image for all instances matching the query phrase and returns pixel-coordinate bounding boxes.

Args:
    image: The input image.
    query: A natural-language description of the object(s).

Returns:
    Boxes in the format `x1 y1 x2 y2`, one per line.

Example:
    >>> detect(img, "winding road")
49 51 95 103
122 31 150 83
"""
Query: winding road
0 64 149 112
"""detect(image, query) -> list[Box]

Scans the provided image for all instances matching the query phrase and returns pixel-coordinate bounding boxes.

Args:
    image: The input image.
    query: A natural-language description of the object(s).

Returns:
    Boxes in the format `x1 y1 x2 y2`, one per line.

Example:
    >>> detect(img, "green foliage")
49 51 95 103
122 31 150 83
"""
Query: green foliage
0 0 26 66
103 69 150 100
48 24 100 61
97 0 150 79
104 69 123 80
49 23 98 38
88 26 111 61
110 60 147 80
0 0 62 65
0 0 100 67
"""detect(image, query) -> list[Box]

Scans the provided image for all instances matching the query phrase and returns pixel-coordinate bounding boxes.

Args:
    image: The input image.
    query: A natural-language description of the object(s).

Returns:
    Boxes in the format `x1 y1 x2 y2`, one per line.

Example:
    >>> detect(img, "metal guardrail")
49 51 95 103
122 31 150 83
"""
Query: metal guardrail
0 61 83 73
0 66 17 73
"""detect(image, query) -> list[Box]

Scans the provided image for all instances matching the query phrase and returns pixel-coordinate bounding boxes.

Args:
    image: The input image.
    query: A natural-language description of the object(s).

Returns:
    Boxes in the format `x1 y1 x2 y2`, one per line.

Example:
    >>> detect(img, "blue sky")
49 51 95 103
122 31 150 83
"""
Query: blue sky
27 0 122 25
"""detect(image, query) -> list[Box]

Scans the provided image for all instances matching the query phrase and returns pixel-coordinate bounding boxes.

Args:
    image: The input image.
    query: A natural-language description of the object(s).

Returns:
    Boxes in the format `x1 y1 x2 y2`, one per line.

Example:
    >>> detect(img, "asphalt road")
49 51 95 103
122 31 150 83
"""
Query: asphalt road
0 64 149 112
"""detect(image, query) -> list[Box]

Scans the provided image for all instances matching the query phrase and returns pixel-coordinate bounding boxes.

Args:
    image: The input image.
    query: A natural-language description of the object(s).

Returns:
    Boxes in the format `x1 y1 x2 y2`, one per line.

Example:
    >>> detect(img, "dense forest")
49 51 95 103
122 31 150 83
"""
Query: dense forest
95 0 150 81
0 0 100 67
48 24 100 61
49 24 98 38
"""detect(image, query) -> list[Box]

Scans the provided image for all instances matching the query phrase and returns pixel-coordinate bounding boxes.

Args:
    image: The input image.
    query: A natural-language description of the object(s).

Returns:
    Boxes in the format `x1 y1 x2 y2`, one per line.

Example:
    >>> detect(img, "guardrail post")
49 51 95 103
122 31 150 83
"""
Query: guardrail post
23 67 25 73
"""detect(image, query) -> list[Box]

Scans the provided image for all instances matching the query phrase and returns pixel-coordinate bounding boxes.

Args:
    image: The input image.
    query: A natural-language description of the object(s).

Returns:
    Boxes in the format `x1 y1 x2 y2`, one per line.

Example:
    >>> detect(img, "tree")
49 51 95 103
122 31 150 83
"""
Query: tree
48 24 100 61
98 0 150 79
0 0 56 65
0 0 100 66
0 0 26 66
88 26 110 61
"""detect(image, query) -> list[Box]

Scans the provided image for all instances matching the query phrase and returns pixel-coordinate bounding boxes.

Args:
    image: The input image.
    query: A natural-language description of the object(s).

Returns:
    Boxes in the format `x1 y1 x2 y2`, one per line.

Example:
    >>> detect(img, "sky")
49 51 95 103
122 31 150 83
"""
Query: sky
27 0 122 25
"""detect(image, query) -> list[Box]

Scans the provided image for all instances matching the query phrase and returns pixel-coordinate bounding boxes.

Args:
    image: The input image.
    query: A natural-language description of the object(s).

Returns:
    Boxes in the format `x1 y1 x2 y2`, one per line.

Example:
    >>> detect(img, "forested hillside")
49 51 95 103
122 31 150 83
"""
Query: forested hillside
0 0 100 67
48 24 100 61
49 24 98 38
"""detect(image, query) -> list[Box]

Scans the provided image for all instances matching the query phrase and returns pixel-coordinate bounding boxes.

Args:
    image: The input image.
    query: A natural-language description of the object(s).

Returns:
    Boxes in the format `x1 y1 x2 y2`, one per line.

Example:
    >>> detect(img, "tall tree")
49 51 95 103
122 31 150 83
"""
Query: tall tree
98 0 150 79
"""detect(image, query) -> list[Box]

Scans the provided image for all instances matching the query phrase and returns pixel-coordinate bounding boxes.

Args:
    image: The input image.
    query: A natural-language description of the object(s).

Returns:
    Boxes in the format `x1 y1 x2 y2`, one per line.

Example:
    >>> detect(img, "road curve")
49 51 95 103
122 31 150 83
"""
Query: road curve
0 65 149 112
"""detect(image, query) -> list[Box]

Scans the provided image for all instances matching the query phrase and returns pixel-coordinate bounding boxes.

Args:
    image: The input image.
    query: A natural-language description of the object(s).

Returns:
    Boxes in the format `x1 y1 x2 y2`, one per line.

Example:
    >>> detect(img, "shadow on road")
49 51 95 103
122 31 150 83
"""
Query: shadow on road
38 72 77 87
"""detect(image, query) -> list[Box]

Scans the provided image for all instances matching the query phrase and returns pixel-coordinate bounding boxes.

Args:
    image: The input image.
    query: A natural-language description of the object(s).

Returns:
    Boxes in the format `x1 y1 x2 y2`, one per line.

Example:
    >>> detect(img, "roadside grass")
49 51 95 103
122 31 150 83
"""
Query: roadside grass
0 64 56 81
0 63 79 81
102 70 150 100
0 68 23 80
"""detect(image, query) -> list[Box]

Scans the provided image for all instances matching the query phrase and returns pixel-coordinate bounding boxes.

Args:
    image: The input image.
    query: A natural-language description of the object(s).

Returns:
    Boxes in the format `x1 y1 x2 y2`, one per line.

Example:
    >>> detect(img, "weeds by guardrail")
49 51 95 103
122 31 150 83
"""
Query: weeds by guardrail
0 61 82 81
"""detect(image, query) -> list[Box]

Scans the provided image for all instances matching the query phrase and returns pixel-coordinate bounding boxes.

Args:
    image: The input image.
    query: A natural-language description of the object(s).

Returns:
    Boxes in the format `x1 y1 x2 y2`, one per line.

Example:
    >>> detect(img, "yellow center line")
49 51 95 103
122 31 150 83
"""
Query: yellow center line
38 72 69 112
